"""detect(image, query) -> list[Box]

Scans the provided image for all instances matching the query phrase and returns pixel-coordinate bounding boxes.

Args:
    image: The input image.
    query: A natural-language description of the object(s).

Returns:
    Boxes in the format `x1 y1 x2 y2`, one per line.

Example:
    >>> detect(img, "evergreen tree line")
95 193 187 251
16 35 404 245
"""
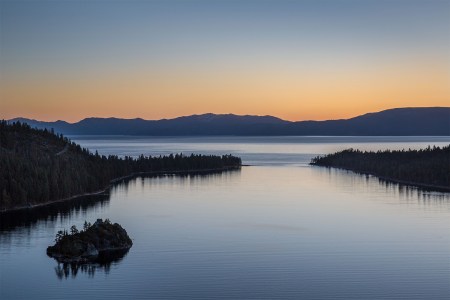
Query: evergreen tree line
0 121 241 211
310 145 450 189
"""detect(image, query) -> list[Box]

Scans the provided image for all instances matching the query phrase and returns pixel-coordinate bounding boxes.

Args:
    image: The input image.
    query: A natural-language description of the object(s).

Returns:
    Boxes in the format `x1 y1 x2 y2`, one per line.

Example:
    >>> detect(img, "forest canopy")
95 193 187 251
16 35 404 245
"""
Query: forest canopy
310 145 450 190
0 121 241 211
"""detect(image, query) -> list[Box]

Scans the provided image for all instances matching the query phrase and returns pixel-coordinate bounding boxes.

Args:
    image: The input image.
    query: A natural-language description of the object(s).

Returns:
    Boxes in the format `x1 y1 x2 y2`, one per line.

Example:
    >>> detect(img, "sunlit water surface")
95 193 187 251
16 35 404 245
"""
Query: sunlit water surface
1 136 449 299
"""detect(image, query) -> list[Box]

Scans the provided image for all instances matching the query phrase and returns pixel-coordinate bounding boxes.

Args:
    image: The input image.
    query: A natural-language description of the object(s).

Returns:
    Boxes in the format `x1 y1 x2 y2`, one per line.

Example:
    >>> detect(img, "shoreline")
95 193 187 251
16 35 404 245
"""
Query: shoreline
311 165 450 192
0 166 241 213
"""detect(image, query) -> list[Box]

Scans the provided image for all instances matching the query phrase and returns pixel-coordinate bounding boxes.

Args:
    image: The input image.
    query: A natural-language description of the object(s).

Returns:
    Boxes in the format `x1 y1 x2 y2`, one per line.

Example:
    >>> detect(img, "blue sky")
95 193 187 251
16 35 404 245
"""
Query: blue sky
1 0 449 121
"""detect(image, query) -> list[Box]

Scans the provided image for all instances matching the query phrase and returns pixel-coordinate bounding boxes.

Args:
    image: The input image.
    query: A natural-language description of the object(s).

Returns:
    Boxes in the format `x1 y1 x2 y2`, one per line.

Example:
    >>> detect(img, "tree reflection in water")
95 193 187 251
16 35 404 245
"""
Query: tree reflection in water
0 194 110 233
53 248 130 279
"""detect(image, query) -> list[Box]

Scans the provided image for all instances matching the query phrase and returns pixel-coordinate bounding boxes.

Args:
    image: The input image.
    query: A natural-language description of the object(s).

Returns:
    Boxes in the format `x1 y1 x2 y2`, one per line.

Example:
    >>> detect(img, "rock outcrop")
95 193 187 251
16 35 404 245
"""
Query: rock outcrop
47 219 132 263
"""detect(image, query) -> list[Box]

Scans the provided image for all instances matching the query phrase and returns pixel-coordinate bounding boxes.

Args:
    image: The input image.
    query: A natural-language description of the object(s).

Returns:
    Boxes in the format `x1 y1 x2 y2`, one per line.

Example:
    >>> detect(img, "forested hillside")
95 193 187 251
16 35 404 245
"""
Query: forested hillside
310 146 450 190
0 121 241 211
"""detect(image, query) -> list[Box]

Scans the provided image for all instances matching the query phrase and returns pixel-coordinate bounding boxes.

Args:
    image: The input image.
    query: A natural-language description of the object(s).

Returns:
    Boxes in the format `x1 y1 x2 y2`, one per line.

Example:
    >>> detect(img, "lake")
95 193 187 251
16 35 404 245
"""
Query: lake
1 136 449 299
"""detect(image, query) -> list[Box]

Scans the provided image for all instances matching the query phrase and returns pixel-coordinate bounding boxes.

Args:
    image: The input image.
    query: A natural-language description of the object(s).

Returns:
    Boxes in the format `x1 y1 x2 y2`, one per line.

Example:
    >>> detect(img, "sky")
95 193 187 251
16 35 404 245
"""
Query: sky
1 0 449 122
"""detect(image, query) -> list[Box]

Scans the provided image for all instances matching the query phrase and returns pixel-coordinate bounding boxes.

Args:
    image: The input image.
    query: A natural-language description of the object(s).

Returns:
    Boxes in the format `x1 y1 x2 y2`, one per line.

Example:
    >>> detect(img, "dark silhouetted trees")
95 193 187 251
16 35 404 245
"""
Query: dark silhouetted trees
0 121 241 211
310 145 450 189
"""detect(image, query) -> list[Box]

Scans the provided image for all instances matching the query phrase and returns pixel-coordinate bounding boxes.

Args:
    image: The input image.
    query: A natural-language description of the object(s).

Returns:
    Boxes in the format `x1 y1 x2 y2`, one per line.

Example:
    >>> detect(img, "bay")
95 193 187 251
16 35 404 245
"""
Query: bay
1 136 449 299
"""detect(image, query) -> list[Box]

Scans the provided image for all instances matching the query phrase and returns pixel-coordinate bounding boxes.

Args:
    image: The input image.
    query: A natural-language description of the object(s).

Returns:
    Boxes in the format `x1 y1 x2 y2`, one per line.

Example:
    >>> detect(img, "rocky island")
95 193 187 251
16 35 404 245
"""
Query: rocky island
47 219 133 263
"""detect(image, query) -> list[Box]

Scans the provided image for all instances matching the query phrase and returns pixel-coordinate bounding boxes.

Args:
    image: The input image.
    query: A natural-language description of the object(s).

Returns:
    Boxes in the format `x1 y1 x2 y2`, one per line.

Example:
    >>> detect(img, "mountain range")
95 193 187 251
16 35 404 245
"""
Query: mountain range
8 107 450 136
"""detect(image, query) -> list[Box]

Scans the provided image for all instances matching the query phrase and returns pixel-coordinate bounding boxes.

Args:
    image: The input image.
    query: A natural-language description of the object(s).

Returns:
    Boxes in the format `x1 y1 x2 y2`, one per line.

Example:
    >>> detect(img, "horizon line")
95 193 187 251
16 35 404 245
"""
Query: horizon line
5 106 449 124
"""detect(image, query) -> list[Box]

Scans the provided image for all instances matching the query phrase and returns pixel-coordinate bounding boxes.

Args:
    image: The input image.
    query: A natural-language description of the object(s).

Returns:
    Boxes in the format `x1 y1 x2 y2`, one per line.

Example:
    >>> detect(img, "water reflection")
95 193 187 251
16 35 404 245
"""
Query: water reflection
0 169 240 242
0 194 110 233
111 168 241 189
53 248 130 280
378 179 450 199
0 164 448 299
311 166 450 203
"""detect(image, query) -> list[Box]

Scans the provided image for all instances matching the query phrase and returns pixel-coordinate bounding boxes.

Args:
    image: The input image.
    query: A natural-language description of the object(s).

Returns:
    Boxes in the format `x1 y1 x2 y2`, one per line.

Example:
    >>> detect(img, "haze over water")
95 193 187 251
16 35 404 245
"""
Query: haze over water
0 136 449 299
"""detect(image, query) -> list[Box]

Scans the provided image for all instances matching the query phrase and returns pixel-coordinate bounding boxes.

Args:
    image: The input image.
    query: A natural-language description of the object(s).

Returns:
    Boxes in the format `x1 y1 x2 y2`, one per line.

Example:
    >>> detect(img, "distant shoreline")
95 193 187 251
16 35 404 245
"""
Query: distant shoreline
310 146 450 193
0 166 240 213
8 107 450 136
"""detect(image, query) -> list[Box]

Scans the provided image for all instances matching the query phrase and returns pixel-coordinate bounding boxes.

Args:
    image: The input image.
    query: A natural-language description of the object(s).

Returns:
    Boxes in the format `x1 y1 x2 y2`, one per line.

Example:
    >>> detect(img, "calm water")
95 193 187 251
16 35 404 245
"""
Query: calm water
1 136 449 299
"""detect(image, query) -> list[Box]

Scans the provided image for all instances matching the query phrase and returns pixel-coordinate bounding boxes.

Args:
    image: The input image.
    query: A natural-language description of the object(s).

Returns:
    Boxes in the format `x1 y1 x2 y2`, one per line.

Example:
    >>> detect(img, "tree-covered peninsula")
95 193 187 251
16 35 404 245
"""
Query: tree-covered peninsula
310 145 450 191
0 121 241 211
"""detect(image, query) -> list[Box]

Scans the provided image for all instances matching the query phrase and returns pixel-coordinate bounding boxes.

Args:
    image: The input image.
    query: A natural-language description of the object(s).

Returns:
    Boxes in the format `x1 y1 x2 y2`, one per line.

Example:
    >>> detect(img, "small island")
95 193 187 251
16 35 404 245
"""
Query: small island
47 219 132 263
310 145 450 191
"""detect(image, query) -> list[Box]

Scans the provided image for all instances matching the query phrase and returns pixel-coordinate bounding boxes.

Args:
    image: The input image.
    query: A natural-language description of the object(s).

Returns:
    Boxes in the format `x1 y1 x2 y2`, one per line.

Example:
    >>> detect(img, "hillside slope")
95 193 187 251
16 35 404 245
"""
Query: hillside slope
0 121 241 211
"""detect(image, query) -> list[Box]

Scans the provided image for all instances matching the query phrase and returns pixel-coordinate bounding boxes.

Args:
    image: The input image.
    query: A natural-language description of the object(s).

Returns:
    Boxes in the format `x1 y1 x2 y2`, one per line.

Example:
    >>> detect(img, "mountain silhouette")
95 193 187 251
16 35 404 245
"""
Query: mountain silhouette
9 107 450 136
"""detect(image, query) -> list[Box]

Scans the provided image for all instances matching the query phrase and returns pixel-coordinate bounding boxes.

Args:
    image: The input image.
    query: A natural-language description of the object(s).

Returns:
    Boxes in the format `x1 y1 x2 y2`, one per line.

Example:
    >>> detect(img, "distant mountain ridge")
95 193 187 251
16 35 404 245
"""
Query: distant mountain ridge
8 107 450 136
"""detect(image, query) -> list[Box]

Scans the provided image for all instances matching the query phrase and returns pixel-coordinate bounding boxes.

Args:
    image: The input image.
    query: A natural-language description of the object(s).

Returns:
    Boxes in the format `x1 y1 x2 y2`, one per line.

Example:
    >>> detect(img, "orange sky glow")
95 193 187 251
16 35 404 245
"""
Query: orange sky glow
1 1 449 122
2 56 448 122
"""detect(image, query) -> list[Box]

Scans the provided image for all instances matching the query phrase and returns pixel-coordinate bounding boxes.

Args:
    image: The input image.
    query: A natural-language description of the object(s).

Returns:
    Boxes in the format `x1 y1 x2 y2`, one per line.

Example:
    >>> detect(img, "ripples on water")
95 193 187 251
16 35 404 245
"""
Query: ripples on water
0 137 449 299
